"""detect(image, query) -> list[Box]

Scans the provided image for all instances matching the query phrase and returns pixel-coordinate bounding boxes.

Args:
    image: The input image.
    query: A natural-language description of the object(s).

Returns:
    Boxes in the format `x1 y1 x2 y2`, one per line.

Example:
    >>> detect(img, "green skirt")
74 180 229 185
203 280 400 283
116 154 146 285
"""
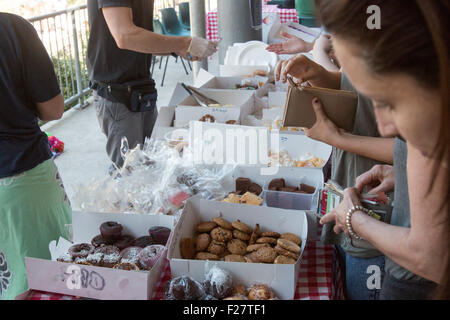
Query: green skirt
0 159 71 300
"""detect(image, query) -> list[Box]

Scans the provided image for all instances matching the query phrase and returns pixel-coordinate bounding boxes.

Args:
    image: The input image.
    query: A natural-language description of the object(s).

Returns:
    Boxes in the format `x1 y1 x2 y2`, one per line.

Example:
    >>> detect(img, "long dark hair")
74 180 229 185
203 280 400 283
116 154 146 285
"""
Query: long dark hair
315 0 449 298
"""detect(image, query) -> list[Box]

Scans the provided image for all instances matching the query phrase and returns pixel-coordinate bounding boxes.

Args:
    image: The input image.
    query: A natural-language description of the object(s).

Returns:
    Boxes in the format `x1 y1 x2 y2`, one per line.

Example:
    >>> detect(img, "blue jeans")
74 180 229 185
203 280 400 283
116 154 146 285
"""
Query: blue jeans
337 246 385 300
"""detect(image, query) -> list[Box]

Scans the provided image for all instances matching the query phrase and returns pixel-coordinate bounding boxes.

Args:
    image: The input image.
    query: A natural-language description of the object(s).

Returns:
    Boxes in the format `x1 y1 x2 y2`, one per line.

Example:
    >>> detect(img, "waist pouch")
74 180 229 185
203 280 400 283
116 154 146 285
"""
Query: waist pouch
91 78 158 112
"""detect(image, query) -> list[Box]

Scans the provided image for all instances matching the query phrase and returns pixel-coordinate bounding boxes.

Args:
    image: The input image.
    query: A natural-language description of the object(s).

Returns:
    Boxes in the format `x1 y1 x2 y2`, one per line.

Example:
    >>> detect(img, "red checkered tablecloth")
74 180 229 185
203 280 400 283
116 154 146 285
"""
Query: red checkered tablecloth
20 191 344 301
206 5 299 42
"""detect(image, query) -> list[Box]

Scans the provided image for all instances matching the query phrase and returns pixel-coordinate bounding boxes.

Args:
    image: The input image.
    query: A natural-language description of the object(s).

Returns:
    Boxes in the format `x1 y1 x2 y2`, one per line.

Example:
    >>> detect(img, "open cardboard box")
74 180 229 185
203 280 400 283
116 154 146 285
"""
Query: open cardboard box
195 69 268 91
262 91 288 121
167 197 308 300
25 211 175 300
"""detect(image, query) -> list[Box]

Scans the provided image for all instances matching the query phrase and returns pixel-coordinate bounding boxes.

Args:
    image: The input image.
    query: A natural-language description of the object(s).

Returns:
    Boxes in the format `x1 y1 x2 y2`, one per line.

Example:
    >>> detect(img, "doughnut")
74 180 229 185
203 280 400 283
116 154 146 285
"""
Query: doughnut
119 246 142 264
138 245 165 270
113 262 140 271
68 243 94 259
94 245 121 268
132 236 154 248
86 252 103 266
148 226 171 246
114 235 135 250
91 234 108 247
56 253 73 263
94 245 120 256
100 221 123 243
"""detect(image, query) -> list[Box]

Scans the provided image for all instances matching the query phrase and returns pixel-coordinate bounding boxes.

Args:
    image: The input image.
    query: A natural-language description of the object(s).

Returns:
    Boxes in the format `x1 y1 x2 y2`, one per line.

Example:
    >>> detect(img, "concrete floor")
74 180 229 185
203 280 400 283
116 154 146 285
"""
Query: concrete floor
43 54 220 208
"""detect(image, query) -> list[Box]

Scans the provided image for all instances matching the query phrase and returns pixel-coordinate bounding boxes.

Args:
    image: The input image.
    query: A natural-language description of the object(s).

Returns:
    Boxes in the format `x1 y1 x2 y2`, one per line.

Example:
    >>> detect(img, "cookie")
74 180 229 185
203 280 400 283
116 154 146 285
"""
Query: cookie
232 285 248 296
248 284 275 300
247 243 270 253
196 222 217 233
224 254 246 263
260 232 280 238
180 238 196 259
254 247 277 263
244 252 259 263
222 194 241 204
210 227 233 242
195 233 211 252
256 237 277 245
280 233 302 246
274 255 296 264
274 245 299 260
240 192 263 206
231 220 253 234
227 239 247 256
249 223 260 245
207 241 226 256
195 252 220 261
233 229 251 241
277 238 300 254
212 217 233 230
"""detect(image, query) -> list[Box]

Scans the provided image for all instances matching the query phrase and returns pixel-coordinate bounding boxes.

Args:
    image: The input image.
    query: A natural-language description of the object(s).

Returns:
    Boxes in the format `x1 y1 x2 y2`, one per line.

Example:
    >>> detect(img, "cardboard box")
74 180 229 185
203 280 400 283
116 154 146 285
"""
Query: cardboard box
25 211 175 300
167 197 308 300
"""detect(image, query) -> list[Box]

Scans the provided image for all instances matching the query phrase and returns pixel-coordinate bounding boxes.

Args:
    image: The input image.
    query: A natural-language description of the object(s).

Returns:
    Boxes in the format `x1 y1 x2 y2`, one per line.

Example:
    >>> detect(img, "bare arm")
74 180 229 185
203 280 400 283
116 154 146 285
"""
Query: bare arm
36 93 64 121
333 134 395 164
102 7 191 55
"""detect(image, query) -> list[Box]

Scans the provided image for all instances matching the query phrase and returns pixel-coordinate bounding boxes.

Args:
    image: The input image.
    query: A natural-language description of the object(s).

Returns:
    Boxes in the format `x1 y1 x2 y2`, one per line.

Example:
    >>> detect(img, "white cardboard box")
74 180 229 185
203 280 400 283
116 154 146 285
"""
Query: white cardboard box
167 197 308 300
25 211 175 300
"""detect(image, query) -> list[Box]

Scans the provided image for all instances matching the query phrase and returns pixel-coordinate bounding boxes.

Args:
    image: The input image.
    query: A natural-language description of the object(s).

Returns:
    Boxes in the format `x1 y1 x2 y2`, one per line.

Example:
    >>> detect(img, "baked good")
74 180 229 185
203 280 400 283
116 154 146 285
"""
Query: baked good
244 252 259 263
196 221 217 233
210 227 233 242
231 220 252 234
195 252 220 261
300 183 316 194
249 223 260 245
225 120 237 125
224 254 246 262
254 247 277 263
277 238 301 254
94 245 120 255
256 237 277 245
148 226 171 246
91 235 108 248
199 114 215 123
114 235 135 250
227 239 247 256
222 193 241 204
86 252 103 266
232 229 251 241
248 284 275 300
207 241 226 256
180 238 196 259
260 232 280 238
57 253 73 263
240 192 263 206
274 245 299 260
195 233 211 252
119 246 142 264
212 217 233 230
268 178 285 191
280 233 302 246
100 221 123 243
138 245 165 270
68 243 94 259
280 186 298 193
235 177 251 194
231 285 248 296
74 257 92 265
113 262 140 271
246 243 270 252
224 295 248 300
96 246 121 268
203 266 233 299
247 183 262 196
165 276 205 300
274 255 296 264
132 236 154 248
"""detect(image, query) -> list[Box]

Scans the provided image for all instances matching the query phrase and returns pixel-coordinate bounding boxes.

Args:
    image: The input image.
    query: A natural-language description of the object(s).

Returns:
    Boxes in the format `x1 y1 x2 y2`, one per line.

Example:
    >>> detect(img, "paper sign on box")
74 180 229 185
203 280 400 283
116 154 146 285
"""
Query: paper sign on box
25 211 175 300
167 196 308 300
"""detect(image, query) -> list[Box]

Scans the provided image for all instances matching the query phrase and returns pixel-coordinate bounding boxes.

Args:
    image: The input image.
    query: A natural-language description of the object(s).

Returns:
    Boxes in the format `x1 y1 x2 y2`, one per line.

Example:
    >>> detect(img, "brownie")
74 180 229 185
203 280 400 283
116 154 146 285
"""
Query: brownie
300 183 316 194
268 178 285 191
280 186 298 193
236 178 251 194
248 183 262 196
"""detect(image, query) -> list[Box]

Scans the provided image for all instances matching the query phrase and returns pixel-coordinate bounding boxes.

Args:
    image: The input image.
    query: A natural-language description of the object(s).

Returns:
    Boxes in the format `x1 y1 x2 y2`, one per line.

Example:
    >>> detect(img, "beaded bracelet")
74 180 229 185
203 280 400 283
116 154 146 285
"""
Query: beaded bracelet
346 205 369 240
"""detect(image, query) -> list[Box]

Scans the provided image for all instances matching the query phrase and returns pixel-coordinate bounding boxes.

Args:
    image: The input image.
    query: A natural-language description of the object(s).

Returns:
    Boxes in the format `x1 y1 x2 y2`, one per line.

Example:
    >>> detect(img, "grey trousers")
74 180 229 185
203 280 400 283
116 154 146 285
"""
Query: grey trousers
94 91 158 168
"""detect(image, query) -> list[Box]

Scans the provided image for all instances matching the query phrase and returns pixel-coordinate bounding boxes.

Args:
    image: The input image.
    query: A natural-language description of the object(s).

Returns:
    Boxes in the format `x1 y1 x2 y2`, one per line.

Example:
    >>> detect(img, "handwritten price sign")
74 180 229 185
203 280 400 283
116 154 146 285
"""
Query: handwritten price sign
62 265 105 291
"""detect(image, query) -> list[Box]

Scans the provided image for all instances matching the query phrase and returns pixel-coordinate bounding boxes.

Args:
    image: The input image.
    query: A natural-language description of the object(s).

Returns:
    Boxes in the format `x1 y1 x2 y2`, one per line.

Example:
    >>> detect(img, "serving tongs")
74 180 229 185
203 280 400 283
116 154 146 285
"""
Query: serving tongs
181 83 220 107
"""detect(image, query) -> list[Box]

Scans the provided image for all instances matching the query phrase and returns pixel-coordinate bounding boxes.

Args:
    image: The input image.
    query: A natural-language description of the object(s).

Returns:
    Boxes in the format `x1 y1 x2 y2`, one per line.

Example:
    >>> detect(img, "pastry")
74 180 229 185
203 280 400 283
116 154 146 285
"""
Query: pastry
227 239 247 255
240 192 263 206
300 183 316 194
74 257 92 266
224 254 246 262
68 243 94 259
56 253 73 263
274 255 296 264
248 284 275 300
113 262 140 271
212 217 233 230
199 114 215 123
195 233 211 252
138 245 165 270
246 243 270 252
268 178 285 191
165 276 206 300
225 120 237 125
148 226 171 246
274 245 300 260
280 233 302 246
132 236 154 248
280 186 298 193
207 241 226 256
196 221 217 233
249 223 260 245
232 229 251 241
277 238 301 254
203 266 233 299
232 285 248 296
180 238 196 259
114 235 135 250
256 237 277 245
231 220 252 234
247 183 262 196
91 234 108 248
210 227 233 242
98 247 121 268
100 221 123 243
86 252 103 266
119 246 142 264
222 193 241 204
260 232 280 238
254 247 277 263
195 252 220 261
235 177 251 194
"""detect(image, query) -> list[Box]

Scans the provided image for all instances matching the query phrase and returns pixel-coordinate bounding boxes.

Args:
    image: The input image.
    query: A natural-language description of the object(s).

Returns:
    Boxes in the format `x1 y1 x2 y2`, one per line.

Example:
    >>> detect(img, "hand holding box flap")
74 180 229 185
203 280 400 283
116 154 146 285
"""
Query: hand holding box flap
282 83 358 132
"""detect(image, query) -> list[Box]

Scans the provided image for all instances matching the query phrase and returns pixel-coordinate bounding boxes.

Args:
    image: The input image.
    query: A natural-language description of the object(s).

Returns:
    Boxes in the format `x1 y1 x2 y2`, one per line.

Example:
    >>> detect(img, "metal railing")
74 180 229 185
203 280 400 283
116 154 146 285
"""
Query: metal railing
29 5 90 111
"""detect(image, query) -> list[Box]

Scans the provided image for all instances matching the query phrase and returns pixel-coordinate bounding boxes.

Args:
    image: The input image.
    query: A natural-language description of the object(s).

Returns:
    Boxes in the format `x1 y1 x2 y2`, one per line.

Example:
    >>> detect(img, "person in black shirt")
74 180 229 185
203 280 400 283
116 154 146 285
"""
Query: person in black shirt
87 0 217 171
0 13 71 300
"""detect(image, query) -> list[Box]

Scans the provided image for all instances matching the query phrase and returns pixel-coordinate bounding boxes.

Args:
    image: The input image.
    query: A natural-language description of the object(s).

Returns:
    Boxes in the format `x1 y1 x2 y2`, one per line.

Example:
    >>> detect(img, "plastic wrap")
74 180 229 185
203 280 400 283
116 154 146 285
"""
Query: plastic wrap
203 265 233 299
164 276 206 300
